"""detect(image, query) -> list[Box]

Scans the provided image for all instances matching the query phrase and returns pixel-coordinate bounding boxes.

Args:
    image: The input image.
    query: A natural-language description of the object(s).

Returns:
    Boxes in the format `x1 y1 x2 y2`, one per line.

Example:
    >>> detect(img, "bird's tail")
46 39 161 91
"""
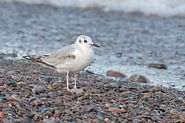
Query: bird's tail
23 55 55 68
23 55 42 62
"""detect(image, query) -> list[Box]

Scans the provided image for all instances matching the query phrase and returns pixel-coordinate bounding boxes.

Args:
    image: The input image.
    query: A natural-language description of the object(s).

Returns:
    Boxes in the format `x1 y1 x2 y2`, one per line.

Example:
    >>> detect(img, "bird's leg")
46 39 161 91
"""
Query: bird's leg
70 73 83 93
73 73 77 89
66 71 70 91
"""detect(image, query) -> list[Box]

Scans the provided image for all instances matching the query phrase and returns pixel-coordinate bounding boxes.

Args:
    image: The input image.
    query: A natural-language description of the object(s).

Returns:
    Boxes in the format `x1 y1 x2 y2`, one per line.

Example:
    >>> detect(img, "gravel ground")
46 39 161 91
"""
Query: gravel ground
0 59 185 122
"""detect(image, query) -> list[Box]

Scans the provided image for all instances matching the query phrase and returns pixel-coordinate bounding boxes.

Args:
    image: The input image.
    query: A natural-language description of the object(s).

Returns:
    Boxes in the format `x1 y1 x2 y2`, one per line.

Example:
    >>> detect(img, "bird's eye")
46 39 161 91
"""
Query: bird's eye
84 40 87 43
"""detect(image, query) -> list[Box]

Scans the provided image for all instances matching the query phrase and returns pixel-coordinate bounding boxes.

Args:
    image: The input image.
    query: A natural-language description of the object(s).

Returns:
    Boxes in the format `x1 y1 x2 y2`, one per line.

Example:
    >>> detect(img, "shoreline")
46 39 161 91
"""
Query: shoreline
0 59 184 122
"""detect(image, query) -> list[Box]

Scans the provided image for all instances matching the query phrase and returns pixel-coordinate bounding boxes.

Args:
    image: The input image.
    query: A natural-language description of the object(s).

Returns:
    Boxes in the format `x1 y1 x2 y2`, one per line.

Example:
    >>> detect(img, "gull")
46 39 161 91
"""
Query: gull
23 35 99 93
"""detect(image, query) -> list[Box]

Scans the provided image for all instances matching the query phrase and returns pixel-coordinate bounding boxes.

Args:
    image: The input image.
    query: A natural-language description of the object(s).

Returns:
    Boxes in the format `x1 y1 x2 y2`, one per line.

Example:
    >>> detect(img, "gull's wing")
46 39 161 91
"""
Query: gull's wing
23 44 77 68
41 44 77 67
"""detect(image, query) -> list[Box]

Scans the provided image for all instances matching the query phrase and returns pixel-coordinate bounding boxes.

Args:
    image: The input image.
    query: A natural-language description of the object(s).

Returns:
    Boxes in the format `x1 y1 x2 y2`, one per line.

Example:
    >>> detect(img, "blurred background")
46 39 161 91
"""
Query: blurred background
2 0 185 16
0 0 184 90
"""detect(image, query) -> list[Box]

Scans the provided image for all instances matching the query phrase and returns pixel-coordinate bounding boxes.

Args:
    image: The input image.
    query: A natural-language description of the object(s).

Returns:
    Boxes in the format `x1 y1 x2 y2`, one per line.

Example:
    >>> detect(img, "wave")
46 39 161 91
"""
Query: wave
2 0 185 17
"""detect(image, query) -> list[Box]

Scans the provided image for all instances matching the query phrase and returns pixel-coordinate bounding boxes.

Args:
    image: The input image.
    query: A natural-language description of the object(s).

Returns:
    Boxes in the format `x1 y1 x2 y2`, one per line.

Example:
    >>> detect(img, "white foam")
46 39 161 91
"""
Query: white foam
2 0 185 17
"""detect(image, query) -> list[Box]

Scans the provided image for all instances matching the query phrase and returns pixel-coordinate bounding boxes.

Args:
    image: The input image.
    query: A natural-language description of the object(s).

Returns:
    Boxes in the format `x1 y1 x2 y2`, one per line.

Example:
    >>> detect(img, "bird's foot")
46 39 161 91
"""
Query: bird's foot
69 87 83 93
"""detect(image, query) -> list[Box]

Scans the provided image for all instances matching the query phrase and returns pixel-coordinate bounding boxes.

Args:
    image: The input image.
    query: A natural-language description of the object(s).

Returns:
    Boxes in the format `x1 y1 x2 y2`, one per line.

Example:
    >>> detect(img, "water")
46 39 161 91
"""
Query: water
0 3 184 91
2 0 185 17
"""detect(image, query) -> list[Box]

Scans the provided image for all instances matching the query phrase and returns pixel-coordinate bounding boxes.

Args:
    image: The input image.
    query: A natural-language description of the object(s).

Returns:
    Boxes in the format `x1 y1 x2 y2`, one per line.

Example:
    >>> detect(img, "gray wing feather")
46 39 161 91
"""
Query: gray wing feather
41 44 77 67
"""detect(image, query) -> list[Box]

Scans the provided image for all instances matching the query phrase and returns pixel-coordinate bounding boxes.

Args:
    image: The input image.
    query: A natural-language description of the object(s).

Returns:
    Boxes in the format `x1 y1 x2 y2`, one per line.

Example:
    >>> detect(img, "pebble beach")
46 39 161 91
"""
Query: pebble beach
0 1 185 122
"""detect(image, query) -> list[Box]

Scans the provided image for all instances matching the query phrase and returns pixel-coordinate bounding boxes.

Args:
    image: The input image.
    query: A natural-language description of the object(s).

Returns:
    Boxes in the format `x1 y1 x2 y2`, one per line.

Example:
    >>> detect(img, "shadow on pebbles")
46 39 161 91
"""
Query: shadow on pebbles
0 59 184 123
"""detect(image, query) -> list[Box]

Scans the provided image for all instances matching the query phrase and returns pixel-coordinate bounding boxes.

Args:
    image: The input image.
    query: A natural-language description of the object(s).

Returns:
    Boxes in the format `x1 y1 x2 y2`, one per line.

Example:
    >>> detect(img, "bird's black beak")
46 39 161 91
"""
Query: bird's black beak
90 43 100 47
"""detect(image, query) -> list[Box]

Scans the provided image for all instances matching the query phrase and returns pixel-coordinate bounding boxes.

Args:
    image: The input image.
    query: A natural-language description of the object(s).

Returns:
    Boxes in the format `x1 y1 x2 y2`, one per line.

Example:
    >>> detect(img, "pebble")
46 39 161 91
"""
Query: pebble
106 70 127 78
129 74 149 83
151 86 163 93
7 94 20 104
32 100 42 107
115 52 123 58
85 69 94 74
104 118 111 123
43 118 55 123
0 103 3 111
148 63 167 69
44 111 52 117
33 112 43 122
47 82 60 90
32 85 47 94
11 75 22 82
17 81 27 85
53 110 61 117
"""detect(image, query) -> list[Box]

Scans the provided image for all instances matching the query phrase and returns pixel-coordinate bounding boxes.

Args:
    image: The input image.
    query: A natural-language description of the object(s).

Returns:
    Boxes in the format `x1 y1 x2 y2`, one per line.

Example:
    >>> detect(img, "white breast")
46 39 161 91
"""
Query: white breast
72 48 94 72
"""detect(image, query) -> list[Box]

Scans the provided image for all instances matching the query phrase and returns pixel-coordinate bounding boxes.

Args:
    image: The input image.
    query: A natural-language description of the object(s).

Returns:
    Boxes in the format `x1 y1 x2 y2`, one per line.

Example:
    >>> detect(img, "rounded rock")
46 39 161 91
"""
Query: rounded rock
129 74 149 83
106 70 127 78
32 85 47 94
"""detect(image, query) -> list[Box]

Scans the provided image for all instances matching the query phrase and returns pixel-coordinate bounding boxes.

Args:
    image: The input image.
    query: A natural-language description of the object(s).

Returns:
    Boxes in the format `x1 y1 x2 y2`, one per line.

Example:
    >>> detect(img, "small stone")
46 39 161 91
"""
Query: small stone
43 118 54 123
169 110 185 119
104 118 111 123
106 108 127 113
148 63 167 69
32 85 47 94
48 84 57 90
53 110 61 117
0 84 7 90
85 69 94 74
13 119 21 122
90 119 99 123
44 111 52 117
21 116 34 123
115 52 123 58
151 86 163 93
129 74 149 83
0 103 3 111
106 70 127 78
0 111 3 118
17 81 27 85
7 94 20 104
32 100 42 106
33 112 43 122
11 75 22 82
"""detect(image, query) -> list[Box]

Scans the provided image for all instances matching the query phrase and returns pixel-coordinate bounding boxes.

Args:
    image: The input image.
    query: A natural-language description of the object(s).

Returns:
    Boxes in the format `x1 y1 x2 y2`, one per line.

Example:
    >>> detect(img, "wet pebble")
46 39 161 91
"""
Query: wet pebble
129 74 149 83
85 69 94 74
148 63 167 69
32 85 47 94
106 70 127 78
115 52 123 58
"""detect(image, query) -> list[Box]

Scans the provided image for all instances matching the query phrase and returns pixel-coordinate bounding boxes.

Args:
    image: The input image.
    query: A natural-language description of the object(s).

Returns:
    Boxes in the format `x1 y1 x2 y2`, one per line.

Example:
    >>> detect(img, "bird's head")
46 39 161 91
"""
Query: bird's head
75 35 100 48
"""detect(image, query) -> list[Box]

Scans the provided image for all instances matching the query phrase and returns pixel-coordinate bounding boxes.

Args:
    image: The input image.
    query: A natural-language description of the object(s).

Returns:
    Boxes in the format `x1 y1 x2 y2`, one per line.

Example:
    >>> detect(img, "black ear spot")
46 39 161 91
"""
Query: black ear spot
79 40 82 43
84 40 87 43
